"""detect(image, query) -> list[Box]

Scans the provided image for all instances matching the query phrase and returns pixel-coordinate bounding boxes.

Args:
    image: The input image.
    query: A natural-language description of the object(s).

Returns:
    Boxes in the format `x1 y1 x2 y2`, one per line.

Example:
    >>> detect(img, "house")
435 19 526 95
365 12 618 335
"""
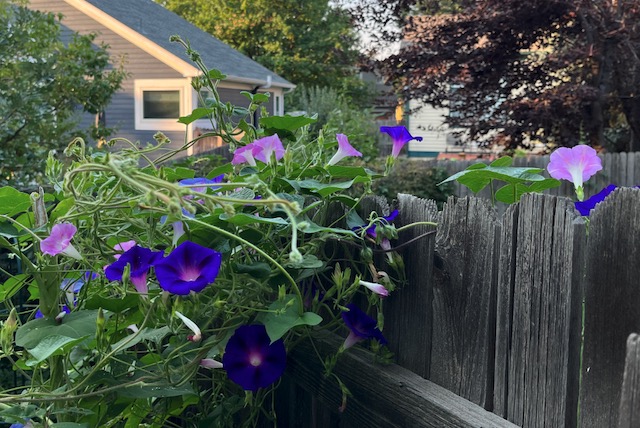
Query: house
27 0 295 157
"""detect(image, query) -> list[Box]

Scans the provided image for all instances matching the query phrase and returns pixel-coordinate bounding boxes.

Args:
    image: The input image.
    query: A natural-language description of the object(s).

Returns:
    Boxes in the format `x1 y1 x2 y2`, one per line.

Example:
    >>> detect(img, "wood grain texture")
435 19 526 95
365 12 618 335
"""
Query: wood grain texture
618 333 640 428
497 194 585 427
431 196 500 409
286 333 520 428
580 188 640 428
383 193 438 378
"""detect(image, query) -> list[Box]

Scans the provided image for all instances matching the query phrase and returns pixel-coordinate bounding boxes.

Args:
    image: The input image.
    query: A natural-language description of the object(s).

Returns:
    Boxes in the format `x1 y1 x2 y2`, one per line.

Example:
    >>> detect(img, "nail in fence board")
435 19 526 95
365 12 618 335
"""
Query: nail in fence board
431 196 500 409
618 333 640 428
580 188 640 428
496 193 585 427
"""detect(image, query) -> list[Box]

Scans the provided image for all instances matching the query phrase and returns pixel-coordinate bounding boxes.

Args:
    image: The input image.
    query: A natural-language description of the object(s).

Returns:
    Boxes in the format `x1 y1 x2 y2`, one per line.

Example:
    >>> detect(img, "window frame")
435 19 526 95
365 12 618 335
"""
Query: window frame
134 79 190 131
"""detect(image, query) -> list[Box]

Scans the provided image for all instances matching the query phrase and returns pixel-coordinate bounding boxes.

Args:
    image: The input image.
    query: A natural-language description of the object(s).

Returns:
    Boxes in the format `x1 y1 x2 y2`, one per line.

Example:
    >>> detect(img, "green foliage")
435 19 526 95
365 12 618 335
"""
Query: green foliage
160 0 362 90
370 158 454 207
0 1 125 187
0 38 414 427
439 156 561 204
286 85 381 161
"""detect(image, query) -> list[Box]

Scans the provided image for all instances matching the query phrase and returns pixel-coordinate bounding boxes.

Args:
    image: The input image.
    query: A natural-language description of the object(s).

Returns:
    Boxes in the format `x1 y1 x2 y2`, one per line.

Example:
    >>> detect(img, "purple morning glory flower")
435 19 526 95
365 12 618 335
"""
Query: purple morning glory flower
547 146 602 197
40 223 82 259
327 133 362 166
223 324 287 391
574 184 617 216
380 126 423 158
341 303 387 349
232 144 257 166
179 176 223 194
105 245 164 295
154 241 222 295
355 210 399 239
252 135 286 163
35 305 71 320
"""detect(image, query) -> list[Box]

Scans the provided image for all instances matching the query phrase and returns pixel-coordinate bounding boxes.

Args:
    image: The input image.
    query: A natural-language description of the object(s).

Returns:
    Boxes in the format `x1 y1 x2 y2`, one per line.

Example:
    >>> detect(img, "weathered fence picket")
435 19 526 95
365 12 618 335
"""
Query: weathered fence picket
580 188 640 428
431 196 500 409
618 333 640 428
278 189 640 427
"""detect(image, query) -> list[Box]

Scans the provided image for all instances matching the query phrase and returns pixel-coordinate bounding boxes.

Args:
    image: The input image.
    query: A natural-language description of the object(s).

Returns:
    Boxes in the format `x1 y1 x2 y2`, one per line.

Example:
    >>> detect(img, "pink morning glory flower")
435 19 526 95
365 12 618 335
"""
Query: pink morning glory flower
40 223 82 259
341 304 387 349
359 280 389 297
223 324 287 391
327 134 362 166
113 240 137 260
154 241 222 295
252 135 286 164
232 144 257 166
547 146 602 200
105 245 164 295
380 126 423 158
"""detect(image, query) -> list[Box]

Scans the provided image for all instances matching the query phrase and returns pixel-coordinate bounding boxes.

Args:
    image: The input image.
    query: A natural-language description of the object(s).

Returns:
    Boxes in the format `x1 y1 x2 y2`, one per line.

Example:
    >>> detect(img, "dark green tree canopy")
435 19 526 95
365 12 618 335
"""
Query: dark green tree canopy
352 0 640 152
0 1 125 186
158 0 362 90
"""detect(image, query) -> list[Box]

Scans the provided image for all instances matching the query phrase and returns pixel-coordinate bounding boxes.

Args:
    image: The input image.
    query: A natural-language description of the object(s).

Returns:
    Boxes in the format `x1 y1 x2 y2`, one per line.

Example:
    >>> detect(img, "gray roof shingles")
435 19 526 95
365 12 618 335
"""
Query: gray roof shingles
85 0 293 87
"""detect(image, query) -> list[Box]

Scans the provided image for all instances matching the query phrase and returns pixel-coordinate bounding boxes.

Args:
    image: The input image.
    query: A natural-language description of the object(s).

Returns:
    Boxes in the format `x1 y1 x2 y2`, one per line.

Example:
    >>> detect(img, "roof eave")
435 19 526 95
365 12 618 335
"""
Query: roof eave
64 0 201 78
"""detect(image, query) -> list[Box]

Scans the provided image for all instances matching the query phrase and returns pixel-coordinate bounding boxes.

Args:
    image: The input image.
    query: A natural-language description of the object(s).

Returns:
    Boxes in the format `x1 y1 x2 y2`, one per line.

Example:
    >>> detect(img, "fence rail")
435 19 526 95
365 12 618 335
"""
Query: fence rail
280 189 640 427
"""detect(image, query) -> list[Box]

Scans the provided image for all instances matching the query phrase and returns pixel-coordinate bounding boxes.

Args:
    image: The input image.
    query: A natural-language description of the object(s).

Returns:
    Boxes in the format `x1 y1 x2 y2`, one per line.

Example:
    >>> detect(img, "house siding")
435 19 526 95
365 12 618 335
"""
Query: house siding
406 99 450 156
27 0 285 158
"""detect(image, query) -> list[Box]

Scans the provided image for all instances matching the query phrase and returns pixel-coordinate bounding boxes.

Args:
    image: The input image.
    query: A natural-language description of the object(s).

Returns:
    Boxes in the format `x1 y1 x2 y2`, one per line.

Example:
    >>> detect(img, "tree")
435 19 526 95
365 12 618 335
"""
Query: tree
157 0 363 92
351 0 640 152
0 1 125 186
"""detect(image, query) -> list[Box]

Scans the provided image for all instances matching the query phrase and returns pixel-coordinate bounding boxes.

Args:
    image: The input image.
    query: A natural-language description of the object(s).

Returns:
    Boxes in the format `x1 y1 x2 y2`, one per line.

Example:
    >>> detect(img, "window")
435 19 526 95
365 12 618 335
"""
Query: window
143 90 180 118
134 79 190 131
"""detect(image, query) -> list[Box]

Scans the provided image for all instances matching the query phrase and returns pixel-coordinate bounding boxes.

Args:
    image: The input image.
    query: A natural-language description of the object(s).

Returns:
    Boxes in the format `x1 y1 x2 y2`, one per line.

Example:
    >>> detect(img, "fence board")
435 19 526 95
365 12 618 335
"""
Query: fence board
498 194 584 427
286 333 520 428
618 333 640 428
430 197 500 409
580 188 640 428
384 194 438 378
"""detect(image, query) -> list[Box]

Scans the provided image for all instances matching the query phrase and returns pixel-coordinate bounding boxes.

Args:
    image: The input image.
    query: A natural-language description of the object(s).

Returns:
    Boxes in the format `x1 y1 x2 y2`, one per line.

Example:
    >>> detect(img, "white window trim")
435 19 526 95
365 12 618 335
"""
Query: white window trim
134 79 191 131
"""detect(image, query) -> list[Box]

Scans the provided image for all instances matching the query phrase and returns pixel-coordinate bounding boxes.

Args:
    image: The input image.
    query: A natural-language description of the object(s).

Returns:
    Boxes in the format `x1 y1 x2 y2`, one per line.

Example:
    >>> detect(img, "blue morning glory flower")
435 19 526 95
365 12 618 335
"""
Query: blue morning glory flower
341 303 387 349
105 245 164 295
223 324 287 391
154 241 222 295
574 184 617 216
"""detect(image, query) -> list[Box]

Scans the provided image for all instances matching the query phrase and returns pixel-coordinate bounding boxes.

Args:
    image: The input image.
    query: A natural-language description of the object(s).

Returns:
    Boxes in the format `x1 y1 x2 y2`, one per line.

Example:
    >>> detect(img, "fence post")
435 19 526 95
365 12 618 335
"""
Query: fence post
580 188 640 428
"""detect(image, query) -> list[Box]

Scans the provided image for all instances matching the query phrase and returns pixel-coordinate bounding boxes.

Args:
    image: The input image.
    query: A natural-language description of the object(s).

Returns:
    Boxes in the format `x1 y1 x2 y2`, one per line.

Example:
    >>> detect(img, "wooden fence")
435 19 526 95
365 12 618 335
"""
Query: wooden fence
278 189 640 427
422 152 640 200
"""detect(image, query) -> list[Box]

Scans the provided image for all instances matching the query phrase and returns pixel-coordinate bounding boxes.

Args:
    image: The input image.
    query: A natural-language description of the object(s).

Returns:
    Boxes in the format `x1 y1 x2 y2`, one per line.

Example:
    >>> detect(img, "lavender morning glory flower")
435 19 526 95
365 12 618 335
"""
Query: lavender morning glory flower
40 223 82 259
327 133 362 166
105 245 164 295
232 144 257 166
200 358 223 369
547 146 602 200
113 240 137 260
222 324 287 391
154 241 222 295
341 303 387 349
359 280 389 297
380 126 423 158
252 135 285 164
574 184 618 216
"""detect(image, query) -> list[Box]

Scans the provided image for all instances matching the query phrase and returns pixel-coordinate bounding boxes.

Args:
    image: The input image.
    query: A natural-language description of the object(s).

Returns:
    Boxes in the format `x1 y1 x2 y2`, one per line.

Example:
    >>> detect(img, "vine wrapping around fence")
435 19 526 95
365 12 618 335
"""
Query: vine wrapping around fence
280 189 640 428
